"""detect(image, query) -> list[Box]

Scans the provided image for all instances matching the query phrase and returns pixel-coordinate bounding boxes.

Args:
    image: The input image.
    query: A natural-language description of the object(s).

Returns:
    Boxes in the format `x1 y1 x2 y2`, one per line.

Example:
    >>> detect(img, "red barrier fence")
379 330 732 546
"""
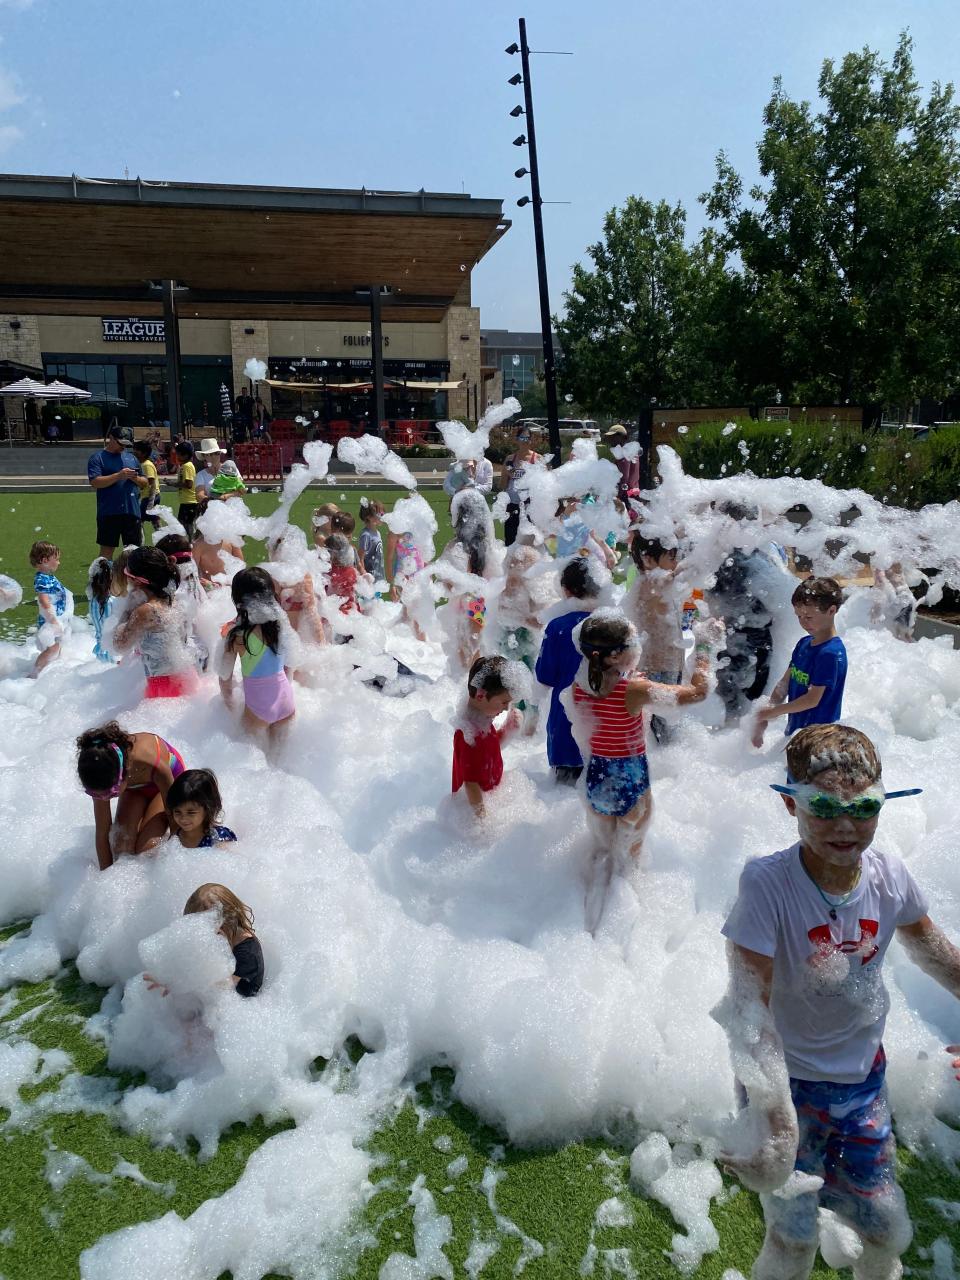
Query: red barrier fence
233 443 284 480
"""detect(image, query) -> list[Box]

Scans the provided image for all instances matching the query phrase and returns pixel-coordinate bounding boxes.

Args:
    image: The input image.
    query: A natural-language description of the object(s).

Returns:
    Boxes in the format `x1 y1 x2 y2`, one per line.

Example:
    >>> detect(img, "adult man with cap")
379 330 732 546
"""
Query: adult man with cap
87 426 143 558
605 424 640 500
194 438 228 504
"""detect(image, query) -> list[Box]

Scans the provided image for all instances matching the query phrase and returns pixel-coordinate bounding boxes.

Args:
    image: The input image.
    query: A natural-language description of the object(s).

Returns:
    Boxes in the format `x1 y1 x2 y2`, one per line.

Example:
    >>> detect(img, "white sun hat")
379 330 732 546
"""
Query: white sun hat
197 437 227 456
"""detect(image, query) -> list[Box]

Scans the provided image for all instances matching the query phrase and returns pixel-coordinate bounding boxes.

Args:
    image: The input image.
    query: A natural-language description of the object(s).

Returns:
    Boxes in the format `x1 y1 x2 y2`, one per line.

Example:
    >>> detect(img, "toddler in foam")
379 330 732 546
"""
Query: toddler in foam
166 768 238 849
451 655 522 819
718 722 960 1280
145 883 264 999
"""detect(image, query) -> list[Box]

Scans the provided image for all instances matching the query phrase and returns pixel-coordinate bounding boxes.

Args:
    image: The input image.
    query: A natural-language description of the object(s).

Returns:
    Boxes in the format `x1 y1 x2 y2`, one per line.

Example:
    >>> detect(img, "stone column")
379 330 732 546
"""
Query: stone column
0 314 43 439
444 306 480 421
230 321 272 409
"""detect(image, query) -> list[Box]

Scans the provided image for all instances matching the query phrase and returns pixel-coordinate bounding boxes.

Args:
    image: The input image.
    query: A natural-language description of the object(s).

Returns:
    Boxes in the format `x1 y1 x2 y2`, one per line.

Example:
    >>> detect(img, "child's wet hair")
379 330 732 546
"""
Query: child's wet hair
127 546 179 600
312 503 339 529
467 654 510 700
630 533 677 571
560 557 601 599
132 439 152 460
156 533 194 565
792 576 843 612
87 557 113 607
167 768 223 838
331 510 356 537
785 724 881 788
174 441 195 461
578 611 635 694
359 497 385 521
229 566 281 654
452 489 492 577
29 540 59 567
111 546 135 596
325 533 354 567
76 721 134 790
183 883 254 937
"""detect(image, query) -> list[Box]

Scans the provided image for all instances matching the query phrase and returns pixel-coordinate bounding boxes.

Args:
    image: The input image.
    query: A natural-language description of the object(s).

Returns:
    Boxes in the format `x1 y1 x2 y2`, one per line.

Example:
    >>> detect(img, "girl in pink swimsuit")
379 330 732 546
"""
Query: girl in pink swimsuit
219 567 295 744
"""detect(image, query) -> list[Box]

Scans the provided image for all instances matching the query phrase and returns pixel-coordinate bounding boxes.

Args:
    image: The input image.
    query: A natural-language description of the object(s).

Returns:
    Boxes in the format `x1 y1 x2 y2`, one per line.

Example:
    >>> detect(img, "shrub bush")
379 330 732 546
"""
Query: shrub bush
671 421 960 509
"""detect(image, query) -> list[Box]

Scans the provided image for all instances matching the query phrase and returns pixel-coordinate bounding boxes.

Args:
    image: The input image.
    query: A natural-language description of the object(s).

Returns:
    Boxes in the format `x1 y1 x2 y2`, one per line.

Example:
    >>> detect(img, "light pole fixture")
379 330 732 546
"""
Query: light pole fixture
508 72 522 86
514 167 529 178
505 42 519 54
506 16 569 466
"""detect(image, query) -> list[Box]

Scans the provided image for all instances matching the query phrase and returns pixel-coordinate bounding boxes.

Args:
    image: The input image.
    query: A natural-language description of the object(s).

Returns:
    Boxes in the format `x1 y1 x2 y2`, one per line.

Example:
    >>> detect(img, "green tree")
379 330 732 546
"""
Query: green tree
555 197 739 416
703 33 960 414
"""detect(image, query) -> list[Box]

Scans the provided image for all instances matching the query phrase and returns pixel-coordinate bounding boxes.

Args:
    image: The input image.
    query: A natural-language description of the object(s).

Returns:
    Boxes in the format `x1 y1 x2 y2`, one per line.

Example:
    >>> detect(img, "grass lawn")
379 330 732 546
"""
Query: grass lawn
2 494 959 1277
1 926 958 1279
0 488 456 640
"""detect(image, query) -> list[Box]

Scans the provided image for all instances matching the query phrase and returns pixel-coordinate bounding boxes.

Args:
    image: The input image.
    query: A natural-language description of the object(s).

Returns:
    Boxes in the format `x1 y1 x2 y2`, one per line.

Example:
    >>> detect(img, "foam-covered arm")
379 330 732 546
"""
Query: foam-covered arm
898 915 960 1000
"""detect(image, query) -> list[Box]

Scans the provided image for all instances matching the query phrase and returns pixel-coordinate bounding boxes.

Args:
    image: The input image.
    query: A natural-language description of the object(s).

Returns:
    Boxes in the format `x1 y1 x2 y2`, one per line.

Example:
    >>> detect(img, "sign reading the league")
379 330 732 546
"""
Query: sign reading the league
101 318 166 343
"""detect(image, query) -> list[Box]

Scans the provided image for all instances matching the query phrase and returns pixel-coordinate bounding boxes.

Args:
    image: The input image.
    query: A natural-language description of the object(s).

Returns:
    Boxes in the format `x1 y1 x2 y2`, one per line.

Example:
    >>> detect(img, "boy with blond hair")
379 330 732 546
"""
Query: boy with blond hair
717 723 960 1280
30 540 70 675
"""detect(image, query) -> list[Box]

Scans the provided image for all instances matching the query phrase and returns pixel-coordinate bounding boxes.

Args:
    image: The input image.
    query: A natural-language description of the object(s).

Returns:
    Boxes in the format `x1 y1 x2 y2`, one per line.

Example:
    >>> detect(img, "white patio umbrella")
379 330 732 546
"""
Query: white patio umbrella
44 380 92 400
0 377 48 398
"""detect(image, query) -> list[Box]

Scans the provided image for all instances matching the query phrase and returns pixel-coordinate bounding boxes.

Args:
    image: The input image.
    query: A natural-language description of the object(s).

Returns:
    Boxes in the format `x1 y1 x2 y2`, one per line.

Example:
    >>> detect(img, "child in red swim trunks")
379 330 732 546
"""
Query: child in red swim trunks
452 655 522 818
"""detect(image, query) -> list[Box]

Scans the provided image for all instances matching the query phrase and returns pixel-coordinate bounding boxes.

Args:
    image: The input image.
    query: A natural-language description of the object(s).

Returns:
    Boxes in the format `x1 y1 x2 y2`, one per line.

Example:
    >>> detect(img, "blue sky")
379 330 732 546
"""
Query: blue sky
0 0 957 330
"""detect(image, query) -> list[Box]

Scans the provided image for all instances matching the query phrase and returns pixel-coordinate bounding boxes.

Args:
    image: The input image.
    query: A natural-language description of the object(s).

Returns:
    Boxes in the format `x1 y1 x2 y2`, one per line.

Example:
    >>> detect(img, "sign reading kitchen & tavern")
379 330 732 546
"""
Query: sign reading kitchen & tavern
102 318 166 343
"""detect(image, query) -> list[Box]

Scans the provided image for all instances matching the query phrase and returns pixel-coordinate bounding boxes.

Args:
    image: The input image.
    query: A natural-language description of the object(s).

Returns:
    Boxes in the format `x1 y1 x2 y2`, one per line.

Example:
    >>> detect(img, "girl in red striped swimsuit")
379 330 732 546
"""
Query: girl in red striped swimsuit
571 611 712 866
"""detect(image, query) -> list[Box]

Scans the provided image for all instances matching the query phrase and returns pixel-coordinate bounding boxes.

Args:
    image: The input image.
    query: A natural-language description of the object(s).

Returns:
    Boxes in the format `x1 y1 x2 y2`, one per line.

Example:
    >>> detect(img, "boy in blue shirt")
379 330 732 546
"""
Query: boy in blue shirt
535 557 601 784
752 577 846 747
30 540 70 675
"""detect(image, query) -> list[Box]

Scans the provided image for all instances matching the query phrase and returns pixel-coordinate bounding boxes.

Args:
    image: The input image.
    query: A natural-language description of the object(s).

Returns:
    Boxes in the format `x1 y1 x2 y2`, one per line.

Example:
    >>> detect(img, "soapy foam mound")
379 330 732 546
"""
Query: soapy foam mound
1 443 959 1278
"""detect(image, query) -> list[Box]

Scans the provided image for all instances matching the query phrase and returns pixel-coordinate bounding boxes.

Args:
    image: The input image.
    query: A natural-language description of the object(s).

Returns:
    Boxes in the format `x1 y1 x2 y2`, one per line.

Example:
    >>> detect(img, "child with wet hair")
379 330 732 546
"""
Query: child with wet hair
535 557 602 785
166 768 237 849
219 566 295 740
112 545 200 698
570 609 714 928
717 722 960 1280
753 576 846 748
358 497 386 580
146 884 263 998
437 488 497 671
452 655 523 818
30 540 70 675
76 722 187 870
86 556 114 662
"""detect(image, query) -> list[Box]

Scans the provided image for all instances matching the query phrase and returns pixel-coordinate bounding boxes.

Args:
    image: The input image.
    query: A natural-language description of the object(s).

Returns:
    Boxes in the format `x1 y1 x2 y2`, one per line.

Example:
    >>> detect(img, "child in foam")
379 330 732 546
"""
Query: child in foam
717 723 960 1280
452 655 523 818
535 557 601 786
437 488 497 671
86 556 115 662
112 546 201 699
324 533 361 618
219 566 295 740
570 610 715 927
752 576 847 748
358 497 386 582
166 768 238 849
76 722 187 870
30 540 71 675
145 883 264 998
624 534 686 746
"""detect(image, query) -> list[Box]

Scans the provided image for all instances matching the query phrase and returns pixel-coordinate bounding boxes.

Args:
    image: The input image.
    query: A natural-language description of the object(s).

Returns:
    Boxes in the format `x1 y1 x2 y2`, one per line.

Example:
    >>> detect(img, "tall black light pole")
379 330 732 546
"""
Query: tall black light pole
507 19 567 466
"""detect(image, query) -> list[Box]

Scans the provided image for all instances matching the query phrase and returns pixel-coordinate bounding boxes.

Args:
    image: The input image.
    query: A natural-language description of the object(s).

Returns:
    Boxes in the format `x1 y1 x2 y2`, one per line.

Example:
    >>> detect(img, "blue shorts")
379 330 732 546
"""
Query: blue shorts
791 1048 895 1202
585 753 650 816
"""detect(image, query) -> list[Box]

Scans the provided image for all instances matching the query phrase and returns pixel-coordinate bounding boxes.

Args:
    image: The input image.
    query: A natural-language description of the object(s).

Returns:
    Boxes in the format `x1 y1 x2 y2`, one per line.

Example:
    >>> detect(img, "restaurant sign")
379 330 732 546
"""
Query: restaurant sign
102 318 166 343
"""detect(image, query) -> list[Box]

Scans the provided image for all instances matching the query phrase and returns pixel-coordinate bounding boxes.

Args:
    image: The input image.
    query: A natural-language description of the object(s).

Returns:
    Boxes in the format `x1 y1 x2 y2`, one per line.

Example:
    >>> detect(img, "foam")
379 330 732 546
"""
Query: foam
0 446 958 1277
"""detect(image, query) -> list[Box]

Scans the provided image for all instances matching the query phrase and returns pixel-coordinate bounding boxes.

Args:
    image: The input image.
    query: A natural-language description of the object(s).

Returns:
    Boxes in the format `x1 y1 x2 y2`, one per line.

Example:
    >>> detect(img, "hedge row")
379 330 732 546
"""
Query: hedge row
669 420 960 509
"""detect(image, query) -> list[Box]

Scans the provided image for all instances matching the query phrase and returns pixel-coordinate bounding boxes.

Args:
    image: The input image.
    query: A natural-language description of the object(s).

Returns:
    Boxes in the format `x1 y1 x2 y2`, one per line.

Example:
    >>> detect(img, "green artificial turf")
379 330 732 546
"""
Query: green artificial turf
0 487 455 641
1 921 959 1280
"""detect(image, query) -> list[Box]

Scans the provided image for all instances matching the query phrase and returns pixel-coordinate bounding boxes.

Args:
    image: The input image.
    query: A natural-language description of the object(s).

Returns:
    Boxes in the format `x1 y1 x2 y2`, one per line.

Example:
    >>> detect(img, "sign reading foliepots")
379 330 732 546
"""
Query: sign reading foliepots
102 318 166 343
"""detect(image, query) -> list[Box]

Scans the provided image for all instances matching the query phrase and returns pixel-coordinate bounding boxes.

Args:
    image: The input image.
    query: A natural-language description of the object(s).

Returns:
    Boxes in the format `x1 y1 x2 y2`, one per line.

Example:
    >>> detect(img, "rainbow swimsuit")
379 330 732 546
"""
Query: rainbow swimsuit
240 631 295 725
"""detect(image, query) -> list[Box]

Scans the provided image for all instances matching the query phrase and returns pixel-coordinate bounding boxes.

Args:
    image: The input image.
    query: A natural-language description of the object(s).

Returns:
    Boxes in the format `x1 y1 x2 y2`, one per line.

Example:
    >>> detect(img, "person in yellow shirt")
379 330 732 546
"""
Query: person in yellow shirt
162 441 200 538
132 439 161 533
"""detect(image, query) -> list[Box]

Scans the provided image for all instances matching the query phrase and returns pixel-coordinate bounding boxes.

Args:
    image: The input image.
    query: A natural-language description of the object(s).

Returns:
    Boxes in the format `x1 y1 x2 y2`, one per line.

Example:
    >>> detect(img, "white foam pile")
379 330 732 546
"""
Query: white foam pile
0 443 959 1278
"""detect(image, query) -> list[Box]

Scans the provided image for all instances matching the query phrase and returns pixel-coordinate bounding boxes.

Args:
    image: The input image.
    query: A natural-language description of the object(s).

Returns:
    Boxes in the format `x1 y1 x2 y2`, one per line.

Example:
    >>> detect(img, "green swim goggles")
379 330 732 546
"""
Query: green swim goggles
770 783 922 820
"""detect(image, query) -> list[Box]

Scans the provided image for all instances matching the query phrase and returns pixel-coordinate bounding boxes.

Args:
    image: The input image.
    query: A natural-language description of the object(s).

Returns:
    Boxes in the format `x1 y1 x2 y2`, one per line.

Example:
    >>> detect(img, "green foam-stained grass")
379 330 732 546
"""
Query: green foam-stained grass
1 958 960 1277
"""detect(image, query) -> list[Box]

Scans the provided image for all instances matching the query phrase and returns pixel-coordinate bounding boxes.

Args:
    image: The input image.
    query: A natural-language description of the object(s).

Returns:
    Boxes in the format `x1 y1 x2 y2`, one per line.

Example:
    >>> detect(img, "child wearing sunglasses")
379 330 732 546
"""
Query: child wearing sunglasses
76 722 187 870
717 723 960 1280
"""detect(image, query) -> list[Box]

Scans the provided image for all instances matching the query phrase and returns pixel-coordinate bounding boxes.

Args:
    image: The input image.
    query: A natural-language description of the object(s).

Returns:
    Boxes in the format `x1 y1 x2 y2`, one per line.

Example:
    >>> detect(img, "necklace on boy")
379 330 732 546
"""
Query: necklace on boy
800 850 862 921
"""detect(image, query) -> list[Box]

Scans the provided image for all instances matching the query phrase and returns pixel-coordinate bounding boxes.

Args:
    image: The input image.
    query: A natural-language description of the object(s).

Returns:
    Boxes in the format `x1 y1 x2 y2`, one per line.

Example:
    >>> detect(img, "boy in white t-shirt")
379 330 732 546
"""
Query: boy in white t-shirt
717 723 960 1280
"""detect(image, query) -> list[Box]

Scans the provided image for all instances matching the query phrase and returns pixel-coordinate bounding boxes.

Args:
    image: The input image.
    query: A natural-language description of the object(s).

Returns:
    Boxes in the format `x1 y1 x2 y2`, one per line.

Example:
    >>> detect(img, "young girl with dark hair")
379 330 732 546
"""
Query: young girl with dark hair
219 566 295 740
86 556 115 662
166 768 237 849
76 721 187 870
111 545 200 698
571 610 715 929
